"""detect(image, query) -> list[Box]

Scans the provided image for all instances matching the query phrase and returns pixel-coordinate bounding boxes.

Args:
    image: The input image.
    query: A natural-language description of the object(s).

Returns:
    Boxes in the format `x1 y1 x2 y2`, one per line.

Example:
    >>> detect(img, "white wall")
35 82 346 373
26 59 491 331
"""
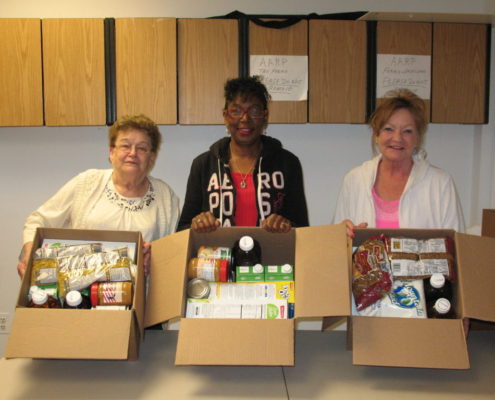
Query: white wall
1 0 494 354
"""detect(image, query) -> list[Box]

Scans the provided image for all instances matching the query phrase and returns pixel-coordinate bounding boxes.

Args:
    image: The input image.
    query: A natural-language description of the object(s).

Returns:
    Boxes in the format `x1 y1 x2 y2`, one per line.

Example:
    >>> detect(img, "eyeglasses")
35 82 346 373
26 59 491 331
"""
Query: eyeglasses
115 143 151 155
227 106 266 120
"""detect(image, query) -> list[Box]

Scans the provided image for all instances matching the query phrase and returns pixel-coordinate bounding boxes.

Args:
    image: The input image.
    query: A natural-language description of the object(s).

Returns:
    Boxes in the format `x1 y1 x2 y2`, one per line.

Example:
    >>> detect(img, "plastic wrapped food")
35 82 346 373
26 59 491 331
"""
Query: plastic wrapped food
352 237 392 311
34 243 102 259
357 279 427 318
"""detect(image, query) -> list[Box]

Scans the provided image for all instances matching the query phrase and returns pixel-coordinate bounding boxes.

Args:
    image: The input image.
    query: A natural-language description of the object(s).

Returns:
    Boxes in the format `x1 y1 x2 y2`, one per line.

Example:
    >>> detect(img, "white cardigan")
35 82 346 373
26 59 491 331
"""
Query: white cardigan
23 169 180 243
333 154 465 232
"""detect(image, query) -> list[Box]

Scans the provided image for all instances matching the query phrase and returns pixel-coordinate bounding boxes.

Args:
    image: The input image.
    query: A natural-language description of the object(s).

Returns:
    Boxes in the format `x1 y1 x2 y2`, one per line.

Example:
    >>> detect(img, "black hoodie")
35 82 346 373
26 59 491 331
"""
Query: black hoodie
178 136 309 230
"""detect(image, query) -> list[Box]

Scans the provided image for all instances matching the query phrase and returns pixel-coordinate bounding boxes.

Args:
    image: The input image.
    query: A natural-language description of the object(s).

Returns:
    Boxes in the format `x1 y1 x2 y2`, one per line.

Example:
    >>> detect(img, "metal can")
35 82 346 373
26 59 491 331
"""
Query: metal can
187 278 211 299
197 246 232 262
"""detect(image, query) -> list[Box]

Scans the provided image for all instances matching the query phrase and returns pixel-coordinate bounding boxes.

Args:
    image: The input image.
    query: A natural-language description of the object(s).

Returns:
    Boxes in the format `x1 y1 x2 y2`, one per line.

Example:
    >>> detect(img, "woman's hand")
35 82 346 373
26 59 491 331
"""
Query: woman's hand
192 211 221 233
17 241 33 279
342 219 368 238
262 214 292 233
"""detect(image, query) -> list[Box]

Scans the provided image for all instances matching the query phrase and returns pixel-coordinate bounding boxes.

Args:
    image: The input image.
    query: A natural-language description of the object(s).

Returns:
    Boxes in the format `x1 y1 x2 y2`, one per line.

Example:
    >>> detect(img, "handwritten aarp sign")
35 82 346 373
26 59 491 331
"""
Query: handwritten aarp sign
250 55 308 101
377 54 431 99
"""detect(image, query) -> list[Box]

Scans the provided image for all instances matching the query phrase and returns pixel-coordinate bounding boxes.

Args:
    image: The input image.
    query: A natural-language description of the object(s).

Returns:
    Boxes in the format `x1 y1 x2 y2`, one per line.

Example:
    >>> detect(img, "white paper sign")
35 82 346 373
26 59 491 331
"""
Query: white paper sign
250 55 308 101
377 54 431 99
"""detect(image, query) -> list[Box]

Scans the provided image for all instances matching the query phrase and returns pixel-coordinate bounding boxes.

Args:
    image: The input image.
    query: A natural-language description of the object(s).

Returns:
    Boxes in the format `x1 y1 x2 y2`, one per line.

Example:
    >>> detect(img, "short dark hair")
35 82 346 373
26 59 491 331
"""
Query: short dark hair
224 76 271 110
108 114 162 153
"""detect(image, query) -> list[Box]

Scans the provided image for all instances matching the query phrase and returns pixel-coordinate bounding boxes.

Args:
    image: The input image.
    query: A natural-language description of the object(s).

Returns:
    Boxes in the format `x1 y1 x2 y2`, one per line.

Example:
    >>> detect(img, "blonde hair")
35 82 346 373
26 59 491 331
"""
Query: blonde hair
108 114 162 153
369 89 427 154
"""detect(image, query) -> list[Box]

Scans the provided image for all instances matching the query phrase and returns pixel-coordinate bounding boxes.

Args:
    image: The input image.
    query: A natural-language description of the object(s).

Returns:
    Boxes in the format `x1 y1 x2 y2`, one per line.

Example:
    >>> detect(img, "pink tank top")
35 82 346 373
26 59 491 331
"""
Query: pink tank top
372 187 400 228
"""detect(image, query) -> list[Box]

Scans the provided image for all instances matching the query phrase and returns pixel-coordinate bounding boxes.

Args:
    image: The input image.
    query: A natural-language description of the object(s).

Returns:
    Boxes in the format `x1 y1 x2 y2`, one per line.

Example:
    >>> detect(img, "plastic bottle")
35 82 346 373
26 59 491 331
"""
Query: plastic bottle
427 298 456 319
27 290 61 308
63 290 92 309
423 273 453 305
232 236 262 281
90 282 133 306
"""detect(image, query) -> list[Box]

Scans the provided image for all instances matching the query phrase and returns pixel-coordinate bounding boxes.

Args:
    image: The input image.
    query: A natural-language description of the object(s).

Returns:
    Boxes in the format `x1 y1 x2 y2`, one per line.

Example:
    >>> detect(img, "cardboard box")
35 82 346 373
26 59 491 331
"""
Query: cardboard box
349 228 495 369
5 228 145 360
145 225 350 366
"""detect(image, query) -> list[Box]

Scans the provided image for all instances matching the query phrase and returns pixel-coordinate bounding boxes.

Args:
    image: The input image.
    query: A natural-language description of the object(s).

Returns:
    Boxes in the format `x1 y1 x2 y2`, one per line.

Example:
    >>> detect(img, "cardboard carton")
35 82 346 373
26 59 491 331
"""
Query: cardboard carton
145 225 350 366
482 209 495 237
349 228 495 369
5 228 144 360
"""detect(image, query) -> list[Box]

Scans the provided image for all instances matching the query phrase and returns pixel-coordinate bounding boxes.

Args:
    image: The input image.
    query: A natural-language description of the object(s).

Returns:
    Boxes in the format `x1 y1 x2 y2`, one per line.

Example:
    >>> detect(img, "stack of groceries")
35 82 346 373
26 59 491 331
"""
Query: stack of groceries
186 235 295 320
352 235 456 319
28 240 137 310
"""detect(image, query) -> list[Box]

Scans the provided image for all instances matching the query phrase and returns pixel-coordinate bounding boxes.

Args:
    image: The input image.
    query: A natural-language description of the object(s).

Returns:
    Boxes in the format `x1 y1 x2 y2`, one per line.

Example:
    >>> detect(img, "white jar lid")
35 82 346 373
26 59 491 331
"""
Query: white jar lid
65 290 83 307
31 290 48 305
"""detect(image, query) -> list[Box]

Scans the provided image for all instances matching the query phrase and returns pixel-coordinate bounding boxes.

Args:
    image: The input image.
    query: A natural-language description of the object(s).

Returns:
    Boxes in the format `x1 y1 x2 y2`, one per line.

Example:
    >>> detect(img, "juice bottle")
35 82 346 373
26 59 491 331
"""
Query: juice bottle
424 273 453 305
232 236 262 281
63 290 92 309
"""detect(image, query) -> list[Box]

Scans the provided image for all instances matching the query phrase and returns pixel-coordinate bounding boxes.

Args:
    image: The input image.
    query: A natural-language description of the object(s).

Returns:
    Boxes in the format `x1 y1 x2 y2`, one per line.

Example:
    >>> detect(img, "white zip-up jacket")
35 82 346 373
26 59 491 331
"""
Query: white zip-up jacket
333 154 465 232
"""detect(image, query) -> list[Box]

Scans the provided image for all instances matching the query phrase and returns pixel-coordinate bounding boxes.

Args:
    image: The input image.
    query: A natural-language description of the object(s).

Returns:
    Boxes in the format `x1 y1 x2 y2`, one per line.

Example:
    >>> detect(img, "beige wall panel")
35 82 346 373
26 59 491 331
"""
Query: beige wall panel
432 23 487 123
250 20 307 123
309 20 367 123
376 22 431 121
43 19 106 126
0 19 43 126
116 18 177 124
178 19 238 125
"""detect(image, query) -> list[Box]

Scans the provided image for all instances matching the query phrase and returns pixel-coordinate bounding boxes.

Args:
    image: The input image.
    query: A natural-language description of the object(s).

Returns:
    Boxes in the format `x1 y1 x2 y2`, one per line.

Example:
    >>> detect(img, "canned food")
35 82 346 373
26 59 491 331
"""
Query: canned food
187 278 211 299
197 246 232 263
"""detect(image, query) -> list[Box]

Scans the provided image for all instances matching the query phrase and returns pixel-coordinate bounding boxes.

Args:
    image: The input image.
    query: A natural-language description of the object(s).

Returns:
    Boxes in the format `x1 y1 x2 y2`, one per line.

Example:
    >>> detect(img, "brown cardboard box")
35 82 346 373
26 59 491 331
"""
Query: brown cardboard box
5 228 145 360
145 225 350 366
349 228 495 369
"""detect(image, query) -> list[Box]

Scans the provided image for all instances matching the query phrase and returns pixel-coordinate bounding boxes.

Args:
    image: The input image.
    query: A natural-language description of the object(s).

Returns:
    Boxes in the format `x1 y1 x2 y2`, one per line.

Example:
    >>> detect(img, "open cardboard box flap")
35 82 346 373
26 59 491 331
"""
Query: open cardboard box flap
295 224 350 318
6 309 136 360
175 318 294 365
146 229 190 326
6 228 144 360
456 232 495 322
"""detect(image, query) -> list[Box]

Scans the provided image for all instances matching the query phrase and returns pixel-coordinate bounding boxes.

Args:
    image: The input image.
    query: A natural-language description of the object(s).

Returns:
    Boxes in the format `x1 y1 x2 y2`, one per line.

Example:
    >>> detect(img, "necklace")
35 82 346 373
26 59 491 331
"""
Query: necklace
229 144 257 189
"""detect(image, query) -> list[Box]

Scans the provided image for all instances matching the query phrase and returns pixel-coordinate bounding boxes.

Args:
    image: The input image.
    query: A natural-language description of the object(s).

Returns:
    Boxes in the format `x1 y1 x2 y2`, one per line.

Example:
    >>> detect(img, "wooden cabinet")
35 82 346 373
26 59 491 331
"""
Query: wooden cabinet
178 19 238 125
250 19 308 123
432 23 489 124
375 21 432 120
309 20 367 123
115 18 177 124
42 19 106 126
0 19 43 126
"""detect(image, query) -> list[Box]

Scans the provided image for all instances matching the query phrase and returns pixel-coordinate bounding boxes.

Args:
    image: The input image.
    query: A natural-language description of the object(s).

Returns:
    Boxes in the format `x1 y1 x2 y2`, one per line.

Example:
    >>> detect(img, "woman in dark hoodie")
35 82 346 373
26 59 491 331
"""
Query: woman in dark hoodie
178 76 309 233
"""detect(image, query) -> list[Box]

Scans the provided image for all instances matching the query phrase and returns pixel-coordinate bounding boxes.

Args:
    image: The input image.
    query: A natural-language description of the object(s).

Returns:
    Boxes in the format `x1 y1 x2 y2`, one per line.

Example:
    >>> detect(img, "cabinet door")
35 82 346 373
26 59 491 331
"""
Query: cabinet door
43 19 106 126
178 19 238 125
250 19 308 123
432 23 489 123
116 18 177 124
376 21 432 120
0 19 43 126
309 20 367 123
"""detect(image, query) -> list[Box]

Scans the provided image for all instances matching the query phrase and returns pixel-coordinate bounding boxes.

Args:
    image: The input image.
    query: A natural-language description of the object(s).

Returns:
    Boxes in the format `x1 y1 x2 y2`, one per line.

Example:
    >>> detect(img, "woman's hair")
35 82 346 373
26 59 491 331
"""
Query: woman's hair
108 114 162 153
224 76 271 109
369 89 428 154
